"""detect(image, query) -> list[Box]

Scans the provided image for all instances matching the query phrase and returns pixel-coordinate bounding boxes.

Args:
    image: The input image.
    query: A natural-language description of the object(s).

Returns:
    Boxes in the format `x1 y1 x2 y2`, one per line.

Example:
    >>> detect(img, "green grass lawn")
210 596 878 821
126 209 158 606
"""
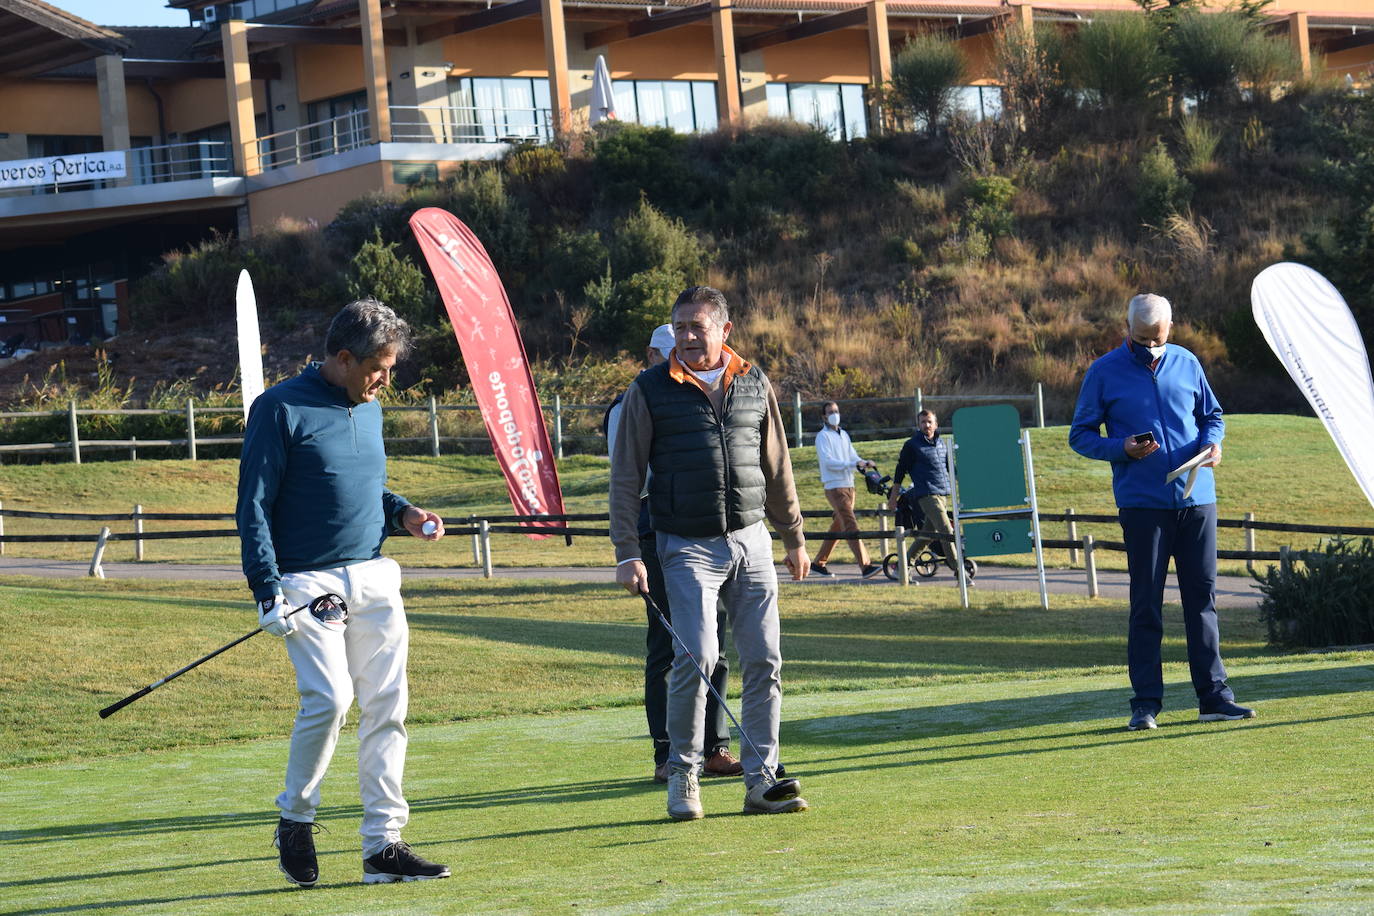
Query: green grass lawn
1 572 1371 913
1 415 1371 576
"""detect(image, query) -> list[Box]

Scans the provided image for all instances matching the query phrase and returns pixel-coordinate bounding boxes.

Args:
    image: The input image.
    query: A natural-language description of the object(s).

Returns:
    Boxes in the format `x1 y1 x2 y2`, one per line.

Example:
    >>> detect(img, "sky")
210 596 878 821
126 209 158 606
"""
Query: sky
55 1 191 27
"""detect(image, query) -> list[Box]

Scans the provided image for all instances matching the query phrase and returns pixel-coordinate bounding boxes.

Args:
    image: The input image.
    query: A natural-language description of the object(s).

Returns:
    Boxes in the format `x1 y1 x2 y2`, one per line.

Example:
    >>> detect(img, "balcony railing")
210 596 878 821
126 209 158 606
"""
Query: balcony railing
257 109 372 171
389 105 553 145
0 141 231 199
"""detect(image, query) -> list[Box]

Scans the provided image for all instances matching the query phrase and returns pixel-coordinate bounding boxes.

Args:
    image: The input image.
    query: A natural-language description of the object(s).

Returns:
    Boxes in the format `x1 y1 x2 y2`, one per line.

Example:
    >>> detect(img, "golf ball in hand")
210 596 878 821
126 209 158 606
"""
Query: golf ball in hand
421 520 438 536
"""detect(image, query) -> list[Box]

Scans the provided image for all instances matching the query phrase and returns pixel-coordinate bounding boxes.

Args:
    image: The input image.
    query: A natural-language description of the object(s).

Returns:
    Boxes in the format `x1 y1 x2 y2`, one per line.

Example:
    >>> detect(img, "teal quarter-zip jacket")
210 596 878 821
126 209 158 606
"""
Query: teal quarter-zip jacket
236 363 411 601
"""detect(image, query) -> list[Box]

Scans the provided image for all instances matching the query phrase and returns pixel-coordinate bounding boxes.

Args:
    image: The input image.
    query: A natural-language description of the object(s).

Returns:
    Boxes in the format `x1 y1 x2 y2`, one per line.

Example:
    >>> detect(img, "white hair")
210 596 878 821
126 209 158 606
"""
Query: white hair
1127 294 1172 331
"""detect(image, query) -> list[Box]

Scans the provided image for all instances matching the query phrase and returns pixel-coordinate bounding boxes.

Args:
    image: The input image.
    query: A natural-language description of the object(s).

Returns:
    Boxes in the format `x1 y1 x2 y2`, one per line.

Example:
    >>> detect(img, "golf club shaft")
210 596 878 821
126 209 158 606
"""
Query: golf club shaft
639 590 768 769
99 600 312 719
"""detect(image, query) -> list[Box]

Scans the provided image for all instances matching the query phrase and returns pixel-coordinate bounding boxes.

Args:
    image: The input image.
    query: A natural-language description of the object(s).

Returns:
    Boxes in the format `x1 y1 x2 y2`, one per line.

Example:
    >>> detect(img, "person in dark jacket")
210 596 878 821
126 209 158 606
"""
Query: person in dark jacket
887 409 958 573
610 286 810 820
1070 292 1254 732
605 324 741 784
237 299 450 887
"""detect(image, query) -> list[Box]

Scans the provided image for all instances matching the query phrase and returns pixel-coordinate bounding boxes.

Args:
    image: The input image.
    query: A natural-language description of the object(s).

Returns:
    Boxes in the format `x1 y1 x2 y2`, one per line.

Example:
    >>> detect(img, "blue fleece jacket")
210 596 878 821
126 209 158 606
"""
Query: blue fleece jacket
236 363 411 600
1069 340 1225 509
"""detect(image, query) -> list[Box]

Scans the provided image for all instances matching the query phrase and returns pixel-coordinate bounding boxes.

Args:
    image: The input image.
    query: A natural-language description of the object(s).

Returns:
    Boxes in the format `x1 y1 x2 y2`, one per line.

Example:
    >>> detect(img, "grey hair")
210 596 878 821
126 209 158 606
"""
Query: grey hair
1127 293 1172 331
325 298 413 360
671 285 729 329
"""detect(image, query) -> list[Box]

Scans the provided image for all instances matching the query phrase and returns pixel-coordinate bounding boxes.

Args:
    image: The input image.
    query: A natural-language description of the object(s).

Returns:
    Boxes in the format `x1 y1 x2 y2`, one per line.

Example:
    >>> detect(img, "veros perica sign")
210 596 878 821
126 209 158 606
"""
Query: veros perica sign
0 151 127 190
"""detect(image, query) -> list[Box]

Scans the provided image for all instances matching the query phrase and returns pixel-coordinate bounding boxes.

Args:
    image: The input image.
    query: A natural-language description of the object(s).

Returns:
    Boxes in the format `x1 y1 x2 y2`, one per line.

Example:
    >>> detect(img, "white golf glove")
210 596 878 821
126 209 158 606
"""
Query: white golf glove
258 594 297 637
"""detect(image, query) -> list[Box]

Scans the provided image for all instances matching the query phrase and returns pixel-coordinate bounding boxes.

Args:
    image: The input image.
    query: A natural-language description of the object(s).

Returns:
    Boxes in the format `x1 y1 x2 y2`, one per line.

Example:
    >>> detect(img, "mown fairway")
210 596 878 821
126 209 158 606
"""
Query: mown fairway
2 575 1373 913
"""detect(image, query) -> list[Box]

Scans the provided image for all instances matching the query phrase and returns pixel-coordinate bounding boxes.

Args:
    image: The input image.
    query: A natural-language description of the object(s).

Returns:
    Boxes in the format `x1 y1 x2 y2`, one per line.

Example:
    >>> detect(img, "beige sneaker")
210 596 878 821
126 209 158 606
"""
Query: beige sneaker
743 780 809 815
667 768 703 820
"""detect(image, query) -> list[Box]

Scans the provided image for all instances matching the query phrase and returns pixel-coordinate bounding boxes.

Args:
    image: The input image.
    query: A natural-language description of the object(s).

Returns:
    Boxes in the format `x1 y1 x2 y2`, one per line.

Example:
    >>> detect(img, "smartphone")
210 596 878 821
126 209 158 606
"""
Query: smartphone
1132 431 1156 446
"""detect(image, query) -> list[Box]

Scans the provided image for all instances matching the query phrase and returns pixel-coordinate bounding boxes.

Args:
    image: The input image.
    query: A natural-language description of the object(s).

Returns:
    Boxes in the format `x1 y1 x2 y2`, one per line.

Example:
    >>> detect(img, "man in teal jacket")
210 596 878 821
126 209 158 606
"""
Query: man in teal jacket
1070 293 1254 732
237 299 450 887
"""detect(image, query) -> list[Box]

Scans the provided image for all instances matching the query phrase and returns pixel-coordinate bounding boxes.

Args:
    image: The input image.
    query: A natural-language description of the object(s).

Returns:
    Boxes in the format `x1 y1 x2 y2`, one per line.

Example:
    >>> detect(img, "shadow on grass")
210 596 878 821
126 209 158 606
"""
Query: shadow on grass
6 885 341 916
0 776 659 850
778 664 1374 750
782 710 1374 783
405 601 1278 681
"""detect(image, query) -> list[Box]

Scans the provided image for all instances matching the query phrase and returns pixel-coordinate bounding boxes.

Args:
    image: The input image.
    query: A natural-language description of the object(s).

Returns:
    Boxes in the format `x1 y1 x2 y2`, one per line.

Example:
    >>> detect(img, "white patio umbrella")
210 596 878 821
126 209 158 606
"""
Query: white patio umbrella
590 54 617 125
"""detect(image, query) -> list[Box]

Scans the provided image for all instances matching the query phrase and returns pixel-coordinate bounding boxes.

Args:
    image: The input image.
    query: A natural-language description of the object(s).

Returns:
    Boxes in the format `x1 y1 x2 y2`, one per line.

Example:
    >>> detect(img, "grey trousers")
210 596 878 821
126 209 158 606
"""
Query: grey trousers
657 521 782 789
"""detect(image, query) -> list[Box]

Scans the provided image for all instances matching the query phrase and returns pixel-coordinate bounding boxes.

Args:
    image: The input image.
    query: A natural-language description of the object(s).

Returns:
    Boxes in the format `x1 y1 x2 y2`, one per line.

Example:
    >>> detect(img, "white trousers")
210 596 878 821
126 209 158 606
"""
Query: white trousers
276 557 409 857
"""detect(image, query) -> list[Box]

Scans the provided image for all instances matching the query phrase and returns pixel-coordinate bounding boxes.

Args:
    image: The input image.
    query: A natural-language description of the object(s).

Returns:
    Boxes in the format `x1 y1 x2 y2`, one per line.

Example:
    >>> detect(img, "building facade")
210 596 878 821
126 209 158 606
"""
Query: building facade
0 0 1370 346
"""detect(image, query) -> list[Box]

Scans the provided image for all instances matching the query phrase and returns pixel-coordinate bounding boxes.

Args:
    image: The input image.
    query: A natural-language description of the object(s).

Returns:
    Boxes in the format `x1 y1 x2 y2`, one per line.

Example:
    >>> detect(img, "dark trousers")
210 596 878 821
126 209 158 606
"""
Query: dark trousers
642 532 729 765
1119 504 1234 714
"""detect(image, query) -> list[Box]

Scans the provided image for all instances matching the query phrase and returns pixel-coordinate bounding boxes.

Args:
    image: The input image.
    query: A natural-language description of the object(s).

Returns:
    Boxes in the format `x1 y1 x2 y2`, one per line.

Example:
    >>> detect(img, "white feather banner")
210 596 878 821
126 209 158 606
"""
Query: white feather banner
236 269 265 421
1251 262 1374 509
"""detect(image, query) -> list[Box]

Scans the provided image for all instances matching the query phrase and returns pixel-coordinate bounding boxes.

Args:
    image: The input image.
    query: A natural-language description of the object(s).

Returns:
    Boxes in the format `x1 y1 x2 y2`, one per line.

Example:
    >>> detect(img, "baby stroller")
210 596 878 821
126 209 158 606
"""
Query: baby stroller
882 487 977 581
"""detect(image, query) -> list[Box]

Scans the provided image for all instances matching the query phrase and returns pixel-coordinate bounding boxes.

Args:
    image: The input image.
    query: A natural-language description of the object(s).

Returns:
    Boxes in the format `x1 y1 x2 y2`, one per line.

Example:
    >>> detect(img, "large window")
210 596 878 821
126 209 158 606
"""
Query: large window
217 0 313 20
611 80 718 134
303 91 370 160
446 77 552 142
765 83 868 140
952 85 1003 122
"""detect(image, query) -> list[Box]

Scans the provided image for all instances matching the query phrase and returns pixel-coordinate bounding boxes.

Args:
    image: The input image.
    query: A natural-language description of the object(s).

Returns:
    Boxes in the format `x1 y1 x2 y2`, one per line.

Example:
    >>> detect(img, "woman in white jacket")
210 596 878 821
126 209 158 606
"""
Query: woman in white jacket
812 401 880 578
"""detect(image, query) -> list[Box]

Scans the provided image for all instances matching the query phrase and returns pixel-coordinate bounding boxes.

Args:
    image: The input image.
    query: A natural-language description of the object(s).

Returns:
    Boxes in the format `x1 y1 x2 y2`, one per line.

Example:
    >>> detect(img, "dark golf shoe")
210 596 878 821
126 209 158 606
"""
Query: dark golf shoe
1128 708 1158 731
274 817 321 888
363 841 451 883
1199 701 1255 722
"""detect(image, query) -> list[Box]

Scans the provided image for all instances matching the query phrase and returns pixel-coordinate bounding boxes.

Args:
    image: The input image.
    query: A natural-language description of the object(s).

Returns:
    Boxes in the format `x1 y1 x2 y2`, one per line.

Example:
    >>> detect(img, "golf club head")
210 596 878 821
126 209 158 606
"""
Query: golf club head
763 777 802 802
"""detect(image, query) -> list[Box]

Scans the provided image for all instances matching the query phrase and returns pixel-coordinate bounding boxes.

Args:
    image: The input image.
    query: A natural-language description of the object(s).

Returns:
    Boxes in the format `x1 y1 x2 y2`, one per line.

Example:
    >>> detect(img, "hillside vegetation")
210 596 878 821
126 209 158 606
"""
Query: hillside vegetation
4 13 1370 431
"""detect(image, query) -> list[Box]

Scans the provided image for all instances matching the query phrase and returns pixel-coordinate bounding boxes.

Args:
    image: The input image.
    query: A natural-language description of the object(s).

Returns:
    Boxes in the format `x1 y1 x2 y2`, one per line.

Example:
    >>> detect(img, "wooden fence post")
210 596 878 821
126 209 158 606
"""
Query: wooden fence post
185 399 197 461
133 504 145 562
0 500 5 556
1244 512 1255 575
1066 507 1078 566
480 519 493 578
428 396 440 457
89 526 110 578
895 527 909 587
1034 382 1045 428
1083 533 1098 598
792 391 803 448
69 400 81 465
553 393 564 459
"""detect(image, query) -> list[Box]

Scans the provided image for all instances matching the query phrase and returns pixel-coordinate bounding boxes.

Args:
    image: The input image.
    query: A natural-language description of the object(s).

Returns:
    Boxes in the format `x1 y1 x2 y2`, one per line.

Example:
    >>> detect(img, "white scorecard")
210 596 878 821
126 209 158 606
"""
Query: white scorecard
1166 448 1212 498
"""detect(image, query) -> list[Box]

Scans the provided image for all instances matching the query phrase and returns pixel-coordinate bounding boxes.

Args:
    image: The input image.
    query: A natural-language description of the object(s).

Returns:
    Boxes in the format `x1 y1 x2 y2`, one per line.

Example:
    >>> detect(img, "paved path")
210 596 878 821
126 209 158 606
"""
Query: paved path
0 557 1263 607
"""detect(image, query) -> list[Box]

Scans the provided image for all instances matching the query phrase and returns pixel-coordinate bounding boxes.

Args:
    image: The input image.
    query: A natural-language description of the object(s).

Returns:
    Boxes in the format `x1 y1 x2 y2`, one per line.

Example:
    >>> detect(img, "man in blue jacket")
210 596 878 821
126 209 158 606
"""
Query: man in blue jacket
887 408 958 575
238 299 450 887
1070 293 1254 731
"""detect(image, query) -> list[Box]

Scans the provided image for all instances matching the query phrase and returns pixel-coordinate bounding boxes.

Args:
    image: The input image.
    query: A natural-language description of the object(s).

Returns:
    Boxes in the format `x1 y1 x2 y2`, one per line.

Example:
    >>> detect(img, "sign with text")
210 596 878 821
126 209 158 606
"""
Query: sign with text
409 206 566 538
0 151 127 190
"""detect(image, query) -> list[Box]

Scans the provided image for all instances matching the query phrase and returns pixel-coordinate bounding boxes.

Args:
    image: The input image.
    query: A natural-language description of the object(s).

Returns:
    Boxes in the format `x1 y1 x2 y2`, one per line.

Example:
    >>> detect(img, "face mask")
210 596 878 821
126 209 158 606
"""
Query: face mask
1132 341 1166 361
826 412 841 428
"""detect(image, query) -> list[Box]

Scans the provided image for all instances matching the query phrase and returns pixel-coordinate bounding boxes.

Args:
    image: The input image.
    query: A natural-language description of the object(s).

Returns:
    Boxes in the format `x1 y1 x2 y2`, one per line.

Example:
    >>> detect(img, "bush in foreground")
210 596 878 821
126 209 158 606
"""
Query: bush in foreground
1256 537 1374 648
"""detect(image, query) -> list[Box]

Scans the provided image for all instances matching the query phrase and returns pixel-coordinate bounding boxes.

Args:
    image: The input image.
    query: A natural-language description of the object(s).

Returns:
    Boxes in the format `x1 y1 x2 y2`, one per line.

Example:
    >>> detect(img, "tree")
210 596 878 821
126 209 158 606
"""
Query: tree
890 34 970 136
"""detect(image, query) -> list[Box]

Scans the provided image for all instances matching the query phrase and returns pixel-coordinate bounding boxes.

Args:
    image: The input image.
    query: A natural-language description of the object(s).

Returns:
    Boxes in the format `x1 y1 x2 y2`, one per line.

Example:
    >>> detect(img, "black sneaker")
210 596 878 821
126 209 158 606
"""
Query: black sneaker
363 841 451 884
811 563 835 578
860 564 881 579
274 817 321 888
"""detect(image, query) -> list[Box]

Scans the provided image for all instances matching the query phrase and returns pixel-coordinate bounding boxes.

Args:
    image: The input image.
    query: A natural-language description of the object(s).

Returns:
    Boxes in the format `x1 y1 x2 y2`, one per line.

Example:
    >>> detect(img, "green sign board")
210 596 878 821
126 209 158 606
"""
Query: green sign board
951 404 1026 510
961 518 1033 557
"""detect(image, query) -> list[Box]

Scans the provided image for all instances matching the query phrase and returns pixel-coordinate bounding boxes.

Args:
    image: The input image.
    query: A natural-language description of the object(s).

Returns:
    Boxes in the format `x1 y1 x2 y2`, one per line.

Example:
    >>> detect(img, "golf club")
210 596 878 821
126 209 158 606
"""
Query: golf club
639 590 801 802
99 593 348 719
